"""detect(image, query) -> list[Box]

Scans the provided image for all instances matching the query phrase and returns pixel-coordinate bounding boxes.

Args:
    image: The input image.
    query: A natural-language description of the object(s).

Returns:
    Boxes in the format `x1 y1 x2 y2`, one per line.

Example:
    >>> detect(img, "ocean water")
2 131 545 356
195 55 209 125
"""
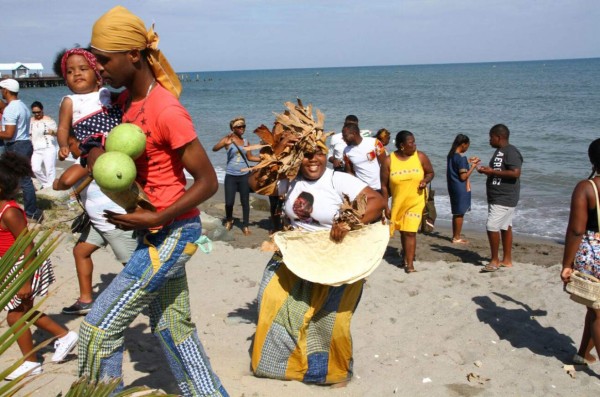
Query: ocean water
19 58 600 240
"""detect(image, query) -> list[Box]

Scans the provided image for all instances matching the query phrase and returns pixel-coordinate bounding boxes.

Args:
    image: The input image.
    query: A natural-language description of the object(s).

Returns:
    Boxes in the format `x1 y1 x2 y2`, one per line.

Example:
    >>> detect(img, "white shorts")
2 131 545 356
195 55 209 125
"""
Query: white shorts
486 204 515 232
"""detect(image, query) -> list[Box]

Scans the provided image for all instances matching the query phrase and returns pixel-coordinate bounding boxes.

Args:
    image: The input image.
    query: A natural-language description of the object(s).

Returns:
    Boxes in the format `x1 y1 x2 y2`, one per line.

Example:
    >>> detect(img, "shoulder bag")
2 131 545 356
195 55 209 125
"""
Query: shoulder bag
70 176 93 234
231 139 255 193
566 179 600 308
420 184 436 234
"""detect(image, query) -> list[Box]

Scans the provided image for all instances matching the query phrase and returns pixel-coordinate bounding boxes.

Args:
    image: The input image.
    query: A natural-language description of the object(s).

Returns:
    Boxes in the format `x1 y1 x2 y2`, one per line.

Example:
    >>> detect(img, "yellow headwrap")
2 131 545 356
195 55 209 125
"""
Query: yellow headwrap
91 6 182 98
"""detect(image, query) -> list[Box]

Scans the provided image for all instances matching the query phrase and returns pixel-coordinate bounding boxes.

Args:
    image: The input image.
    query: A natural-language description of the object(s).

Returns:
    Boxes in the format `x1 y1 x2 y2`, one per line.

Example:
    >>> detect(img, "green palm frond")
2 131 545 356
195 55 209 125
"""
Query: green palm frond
0 228 177 396
0 228 60 396
60 375 176 396
0 228 61 310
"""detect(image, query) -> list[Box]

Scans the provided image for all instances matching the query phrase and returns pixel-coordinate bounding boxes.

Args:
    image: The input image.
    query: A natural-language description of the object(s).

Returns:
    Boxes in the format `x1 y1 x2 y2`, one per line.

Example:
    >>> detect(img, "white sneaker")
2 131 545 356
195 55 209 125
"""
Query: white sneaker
4 361 42 380
52 331 78 362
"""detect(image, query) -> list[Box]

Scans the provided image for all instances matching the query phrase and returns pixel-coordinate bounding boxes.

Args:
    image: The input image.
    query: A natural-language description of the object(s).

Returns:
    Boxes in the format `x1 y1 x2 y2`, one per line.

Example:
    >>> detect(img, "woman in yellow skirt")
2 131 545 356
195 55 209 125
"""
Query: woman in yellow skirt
381 130 434 273
249 105 386 384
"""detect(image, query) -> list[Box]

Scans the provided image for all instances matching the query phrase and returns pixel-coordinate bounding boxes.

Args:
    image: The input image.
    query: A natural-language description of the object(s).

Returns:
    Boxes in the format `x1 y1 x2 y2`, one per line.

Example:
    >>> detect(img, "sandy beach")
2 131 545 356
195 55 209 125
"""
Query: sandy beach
2 182 599 396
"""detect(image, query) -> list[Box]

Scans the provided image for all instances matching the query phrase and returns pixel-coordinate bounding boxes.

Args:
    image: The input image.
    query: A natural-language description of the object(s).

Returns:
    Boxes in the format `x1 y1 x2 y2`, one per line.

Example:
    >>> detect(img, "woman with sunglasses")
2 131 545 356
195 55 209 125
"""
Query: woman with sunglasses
29 101 58 189
213 116 260 235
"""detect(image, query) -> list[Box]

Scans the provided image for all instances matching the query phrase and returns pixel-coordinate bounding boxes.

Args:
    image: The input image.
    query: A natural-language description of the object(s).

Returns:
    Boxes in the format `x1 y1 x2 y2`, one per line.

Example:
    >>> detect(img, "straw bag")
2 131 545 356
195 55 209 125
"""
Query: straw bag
566 179 600 308
567 271 600 309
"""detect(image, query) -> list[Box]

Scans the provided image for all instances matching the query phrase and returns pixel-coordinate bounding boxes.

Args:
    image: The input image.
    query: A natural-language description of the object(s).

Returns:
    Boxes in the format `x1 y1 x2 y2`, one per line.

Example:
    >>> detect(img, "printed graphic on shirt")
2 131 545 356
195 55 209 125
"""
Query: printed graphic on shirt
366 150 377 161
391 167 421 178
491 151 504 185
292 191 320 226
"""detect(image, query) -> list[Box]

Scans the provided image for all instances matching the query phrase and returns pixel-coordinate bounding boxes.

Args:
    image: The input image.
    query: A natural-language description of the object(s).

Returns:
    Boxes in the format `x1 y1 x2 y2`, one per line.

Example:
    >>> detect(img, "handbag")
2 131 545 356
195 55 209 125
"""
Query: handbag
420 184 436 234
231 138 255 193
566 179 600 308
71 211 91 234
70 176 93 234
567 271 600 308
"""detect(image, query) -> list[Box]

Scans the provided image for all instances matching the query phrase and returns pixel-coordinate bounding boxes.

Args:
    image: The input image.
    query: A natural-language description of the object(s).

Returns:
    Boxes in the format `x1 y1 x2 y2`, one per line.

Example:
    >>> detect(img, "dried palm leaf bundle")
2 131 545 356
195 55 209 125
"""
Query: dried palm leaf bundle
246 99 333 195
334 192 368 231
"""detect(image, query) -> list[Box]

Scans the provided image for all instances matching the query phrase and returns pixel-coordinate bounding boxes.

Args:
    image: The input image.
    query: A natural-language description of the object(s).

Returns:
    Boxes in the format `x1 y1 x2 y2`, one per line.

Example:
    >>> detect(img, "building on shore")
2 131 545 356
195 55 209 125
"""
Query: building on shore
0 62 65 88
0 62 45 78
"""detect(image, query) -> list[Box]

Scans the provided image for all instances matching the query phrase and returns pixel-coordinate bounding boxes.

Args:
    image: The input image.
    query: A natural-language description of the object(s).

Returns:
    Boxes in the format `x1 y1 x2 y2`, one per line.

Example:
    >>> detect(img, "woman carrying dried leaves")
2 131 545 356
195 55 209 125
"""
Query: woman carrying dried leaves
249 106 385 385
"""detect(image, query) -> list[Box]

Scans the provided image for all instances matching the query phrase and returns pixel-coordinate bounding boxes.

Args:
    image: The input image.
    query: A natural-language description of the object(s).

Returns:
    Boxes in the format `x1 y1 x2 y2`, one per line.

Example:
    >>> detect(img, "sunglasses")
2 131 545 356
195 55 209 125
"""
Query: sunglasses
32 111 42 115
234 125 246 129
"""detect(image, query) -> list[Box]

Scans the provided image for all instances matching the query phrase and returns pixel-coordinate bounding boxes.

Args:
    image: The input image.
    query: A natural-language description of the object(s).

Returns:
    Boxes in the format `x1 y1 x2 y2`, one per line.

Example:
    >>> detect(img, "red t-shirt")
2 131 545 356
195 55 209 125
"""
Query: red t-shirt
0 201 26 256
118 84 199 219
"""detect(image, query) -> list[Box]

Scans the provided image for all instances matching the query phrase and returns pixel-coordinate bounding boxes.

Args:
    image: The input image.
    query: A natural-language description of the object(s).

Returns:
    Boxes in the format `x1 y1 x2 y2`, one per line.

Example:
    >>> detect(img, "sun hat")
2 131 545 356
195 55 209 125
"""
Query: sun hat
0 79 19 93
273 222 389 286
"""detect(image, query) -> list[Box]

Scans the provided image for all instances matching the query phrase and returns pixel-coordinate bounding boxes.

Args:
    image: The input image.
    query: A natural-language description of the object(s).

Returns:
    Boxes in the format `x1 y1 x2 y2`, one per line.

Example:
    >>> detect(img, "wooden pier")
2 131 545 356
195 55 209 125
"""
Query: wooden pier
15 76 65 88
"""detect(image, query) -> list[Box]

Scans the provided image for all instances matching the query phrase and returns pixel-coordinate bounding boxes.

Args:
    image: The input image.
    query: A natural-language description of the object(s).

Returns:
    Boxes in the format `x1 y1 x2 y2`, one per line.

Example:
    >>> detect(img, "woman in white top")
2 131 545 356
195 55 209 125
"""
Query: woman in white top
29 101 57 188
249 130 386 384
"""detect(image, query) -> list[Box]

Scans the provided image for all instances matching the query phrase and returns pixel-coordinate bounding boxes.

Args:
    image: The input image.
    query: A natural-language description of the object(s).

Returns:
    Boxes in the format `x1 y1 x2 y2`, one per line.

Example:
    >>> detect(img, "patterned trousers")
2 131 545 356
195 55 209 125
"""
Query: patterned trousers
78 217 228 396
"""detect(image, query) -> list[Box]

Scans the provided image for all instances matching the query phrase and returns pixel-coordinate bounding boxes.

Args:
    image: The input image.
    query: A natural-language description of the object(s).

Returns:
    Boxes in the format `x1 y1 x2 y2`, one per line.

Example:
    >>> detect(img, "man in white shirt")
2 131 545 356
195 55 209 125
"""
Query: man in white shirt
328 114 359 171
328 132 346 171
342 122 386 191
0 79 43 222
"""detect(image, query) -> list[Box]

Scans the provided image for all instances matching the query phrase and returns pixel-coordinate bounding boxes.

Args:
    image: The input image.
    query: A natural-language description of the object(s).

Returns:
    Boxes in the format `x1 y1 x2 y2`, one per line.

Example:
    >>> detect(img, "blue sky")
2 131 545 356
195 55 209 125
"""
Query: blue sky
5 0 600 73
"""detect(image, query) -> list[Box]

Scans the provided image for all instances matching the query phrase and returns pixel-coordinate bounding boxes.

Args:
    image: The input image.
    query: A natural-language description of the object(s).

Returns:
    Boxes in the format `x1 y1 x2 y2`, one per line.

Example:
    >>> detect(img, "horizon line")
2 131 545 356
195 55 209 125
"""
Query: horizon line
179 55 600 74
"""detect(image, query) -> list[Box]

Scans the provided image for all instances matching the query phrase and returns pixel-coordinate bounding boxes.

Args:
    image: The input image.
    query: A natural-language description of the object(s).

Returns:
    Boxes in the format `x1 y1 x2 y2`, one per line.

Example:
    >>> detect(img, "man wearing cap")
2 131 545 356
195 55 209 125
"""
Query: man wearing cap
79 6 228 396
0 79 43 222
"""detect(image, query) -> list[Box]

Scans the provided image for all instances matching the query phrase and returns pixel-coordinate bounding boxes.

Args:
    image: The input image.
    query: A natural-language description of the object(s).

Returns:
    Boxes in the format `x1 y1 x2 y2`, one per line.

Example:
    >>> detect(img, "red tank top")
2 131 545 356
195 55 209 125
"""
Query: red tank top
0 201 26 256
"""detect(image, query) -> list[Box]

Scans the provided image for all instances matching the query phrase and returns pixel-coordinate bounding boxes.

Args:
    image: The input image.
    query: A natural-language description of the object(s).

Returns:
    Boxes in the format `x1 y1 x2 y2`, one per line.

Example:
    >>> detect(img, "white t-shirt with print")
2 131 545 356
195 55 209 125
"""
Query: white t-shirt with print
343 136 384 190
279 168 367 232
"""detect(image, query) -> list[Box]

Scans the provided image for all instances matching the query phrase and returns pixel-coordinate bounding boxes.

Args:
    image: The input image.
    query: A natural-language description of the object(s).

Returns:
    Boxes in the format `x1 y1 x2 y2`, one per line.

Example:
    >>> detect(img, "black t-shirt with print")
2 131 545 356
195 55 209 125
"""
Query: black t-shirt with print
486 144 523 207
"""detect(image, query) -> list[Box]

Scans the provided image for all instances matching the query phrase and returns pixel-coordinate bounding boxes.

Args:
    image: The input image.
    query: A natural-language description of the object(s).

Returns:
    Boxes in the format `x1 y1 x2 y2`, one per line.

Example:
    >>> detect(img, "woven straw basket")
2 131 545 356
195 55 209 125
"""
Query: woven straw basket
566 271 600 309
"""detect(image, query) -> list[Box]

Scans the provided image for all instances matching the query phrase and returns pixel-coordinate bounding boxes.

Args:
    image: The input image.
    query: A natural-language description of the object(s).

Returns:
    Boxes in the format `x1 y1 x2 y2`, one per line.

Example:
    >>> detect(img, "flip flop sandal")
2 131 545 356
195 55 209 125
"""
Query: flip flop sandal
452 238 469 244
481 264 499 272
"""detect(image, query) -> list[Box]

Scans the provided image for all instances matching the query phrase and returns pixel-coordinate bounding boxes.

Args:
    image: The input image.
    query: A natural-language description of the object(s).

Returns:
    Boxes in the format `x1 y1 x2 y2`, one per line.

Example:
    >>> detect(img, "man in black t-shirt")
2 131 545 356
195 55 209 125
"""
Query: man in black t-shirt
477 124 523 272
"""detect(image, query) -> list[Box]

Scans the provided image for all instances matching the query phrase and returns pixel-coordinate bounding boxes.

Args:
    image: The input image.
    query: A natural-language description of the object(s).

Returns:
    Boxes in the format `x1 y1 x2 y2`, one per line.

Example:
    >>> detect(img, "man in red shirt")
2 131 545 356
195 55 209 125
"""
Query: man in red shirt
79 6 228 396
